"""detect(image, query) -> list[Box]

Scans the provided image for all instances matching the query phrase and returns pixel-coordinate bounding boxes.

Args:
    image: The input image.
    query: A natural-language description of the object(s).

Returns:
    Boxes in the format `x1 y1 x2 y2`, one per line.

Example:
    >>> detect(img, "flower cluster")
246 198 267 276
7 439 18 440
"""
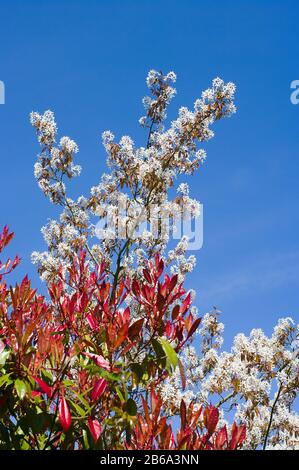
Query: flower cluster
30 70 235 286
159 313 299 449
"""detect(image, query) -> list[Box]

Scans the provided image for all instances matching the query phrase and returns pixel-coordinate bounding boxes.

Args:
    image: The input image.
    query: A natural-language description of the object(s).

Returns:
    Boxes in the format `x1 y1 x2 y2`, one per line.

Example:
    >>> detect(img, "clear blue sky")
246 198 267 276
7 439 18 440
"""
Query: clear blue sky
0 0 298 348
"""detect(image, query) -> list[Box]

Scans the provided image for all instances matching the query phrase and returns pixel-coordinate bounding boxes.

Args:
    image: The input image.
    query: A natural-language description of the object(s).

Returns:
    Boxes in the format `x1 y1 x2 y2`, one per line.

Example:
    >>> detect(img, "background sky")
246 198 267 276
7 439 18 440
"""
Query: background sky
0 0 298 349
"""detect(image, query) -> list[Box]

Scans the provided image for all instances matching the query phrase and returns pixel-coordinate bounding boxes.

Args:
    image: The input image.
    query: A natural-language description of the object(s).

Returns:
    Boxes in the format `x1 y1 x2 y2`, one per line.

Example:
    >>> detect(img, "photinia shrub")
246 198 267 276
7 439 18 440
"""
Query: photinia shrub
0 226 245 450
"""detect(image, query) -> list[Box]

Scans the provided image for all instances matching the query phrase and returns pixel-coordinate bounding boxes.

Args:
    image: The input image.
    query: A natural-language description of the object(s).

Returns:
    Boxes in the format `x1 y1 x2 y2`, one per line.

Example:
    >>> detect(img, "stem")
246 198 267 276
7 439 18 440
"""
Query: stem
215 391 236 408
262 383 283 450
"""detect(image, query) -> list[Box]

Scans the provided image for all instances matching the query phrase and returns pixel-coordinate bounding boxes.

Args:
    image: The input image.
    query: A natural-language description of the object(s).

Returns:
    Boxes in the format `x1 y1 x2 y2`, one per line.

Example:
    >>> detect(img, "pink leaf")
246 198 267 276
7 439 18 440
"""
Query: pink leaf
59 396 72 433
32 376 52 398
83 352 111 371
88 417 102 442
91 378 108 402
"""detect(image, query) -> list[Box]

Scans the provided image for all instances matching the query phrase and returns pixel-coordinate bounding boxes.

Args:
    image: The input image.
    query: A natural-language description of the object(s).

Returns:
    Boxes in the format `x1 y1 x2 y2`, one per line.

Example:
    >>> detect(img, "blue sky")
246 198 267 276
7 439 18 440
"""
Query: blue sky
0 0 299 348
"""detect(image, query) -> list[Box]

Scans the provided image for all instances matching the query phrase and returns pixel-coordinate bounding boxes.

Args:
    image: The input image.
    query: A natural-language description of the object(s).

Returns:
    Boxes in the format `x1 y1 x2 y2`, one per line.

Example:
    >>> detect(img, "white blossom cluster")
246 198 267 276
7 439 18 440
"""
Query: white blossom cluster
30 70 235 282
159 314 299 449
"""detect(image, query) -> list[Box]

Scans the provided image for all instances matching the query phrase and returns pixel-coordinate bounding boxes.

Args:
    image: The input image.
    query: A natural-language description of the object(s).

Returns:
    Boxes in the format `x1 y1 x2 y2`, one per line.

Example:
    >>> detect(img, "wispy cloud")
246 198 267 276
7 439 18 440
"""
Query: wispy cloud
200 250 299 301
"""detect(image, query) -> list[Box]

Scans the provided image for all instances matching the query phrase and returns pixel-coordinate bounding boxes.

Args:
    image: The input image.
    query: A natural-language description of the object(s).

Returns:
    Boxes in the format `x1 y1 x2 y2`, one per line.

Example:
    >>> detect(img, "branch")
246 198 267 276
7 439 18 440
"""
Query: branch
262 383 283 450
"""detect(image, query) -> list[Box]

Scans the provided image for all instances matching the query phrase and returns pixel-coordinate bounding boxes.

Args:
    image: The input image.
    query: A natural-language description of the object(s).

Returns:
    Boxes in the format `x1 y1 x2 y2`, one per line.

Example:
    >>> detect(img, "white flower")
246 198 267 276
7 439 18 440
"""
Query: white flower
60 136 79 154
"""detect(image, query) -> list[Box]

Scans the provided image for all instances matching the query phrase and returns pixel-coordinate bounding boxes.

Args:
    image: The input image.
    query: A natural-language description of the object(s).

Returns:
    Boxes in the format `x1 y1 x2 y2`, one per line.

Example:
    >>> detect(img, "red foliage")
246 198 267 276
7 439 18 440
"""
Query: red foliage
0 227 246 450
128 390 246 450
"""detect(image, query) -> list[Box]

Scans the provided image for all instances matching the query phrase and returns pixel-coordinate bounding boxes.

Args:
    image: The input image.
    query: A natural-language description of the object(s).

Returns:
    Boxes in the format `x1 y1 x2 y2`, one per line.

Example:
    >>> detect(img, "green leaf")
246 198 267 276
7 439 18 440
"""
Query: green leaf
0 373 12 389
14 379 27 400
82 429 90 449
124 398 137 416
152 338 167 368
75 392 91 411
69 400 86 417
0 423 10 443
130 363 144 382
28 411 51 434
62 379 74 387
0 350 10 367
159 338 178 369
115 387 125 403
41 369 54 381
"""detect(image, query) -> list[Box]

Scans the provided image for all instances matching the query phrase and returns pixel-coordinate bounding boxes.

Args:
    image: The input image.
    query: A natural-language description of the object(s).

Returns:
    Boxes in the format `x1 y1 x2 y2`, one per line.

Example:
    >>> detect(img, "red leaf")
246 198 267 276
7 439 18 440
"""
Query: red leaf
143 268 152 284
204 405 219 435
165 321 172 338
157 258 164 278
189 403 203 428
83 352 111 371
114 323 129 349
215 425 228 449
59 396 72 433
187 317 202 340
172 304 180 320
181 292 192 315
180 400 187 430
11 255 20 270
168 274 178 292
88 417 102 442
86 314 97 331
132 279 140 297
229 423 246 449
123 306 131 323
157 291 165 313
32 376 52 398
91 378 108 402
128 318 144 339
151 388 160 415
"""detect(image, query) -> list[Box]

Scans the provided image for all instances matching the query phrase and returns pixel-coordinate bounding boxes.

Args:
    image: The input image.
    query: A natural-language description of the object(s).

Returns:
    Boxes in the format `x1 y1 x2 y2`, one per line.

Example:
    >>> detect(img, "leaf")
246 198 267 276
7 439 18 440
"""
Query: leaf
181 292 192 314
115 387 125 403
114 323 129 349
32 376 52 398
69 400 86 418
130 363 144 382
59 396 72 433
180 400 187 430
157 291 165 312
187 317 202 340
83 352 111 370
75 392 91 410
29 410 52 434
0 373 12 389
0 349 10 368
172 304 180 320
124 398 137 416
152 338 167 368
169 274 178 291
88 417 102 442
156 257 164 278
131 279 140 297
151 388 160 414
229 423 246 450
204 405 219 435
128 318 144 340
82 429 90 449
178 358 186 391
14 379 27 400
91 378 108 402
143 268 152 284
215 425 228 449
159 338 178 369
